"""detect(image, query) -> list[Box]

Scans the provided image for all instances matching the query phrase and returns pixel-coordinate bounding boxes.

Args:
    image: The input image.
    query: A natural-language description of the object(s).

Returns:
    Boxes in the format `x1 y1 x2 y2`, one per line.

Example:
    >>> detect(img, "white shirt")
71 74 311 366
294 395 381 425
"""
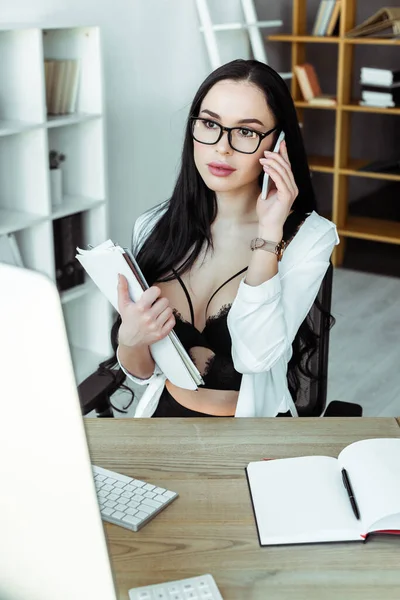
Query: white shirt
117 205 340 417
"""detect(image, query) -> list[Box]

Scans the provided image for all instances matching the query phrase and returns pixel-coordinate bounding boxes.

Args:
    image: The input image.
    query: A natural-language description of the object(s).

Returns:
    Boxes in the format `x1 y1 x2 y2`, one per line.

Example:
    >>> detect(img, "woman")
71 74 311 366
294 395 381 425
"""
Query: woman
114 59 339 418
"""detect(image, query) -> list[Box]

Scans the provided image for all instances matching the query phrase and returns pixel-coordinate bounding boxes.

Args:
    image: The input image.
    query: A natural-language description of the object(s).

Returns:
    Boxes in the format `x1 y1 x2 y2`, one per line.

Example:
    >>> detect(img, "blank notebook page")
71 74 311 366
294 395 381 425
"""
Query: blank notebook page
247 456 362 546
338 438 400 532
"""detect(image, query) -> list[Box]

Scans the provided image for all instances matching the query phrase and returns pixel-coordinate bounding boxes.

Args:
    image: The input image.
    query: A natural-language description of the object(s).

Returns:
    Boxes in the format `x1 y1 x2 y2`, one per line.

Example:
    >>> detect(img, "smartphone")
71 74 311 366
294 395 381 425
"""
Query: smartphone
261 130 285 200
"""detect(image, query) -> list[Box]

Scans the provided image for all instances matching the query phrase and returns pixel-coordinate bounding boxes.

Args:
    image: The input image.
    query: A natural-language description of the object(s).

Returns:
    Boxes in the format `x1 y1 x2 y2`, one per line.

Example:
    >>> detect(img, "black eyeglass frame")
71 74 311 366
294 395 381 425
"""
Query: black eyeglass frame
189 117 279 154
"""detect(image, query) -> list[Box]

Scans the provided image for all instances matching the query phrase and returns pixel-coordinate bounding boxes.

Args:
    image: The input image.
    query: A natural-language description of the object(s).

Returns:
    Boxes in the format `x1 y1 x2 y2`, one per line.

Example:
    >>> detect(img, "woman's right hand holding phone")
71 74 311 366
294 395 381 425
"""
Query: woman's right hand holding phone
117 274 176 349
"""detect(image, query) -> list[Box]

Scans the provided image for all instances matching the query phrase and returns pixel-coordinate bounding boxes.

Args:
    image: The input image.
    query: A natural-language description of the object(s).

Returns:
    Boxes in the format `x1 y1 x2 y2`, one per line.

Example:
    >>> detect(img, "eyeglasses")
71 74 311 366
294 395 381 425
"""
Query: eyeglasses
190 117 278 154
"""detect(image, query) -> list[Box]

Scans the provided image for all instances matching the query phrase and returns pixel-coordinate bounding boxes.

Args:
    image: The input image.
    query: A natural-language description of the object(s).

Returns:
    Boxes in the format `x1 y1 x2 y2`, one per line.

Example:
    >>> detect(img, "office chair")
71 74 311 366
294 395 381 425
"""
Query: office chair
292 262 363 417
78 367 126 417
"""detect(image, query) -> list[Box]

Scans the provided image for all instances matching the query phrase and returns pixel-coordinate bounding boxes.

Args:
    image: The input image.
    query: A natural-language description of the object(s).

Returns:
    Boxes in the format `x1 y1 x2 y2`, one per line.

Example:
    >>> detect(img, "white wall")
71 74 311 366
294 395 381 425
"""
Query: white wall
1 0 251 247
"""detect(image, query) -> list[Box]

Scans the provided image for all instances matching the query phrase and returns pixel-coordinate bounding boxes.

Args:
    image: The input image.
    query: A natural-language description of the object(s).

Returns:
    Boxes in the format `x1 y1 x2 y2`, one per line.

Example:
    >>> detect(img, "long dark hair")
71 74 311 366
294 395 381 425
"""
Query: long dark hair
100 59 334 415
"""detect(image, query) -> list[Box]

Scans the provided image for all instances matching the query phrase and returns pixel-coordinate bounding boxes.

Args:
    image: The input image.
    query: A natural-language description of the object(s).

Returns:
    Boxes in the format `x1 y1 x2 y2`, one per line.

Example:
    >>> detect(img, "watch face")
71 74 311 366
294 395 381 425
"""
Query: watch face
255 238 265 248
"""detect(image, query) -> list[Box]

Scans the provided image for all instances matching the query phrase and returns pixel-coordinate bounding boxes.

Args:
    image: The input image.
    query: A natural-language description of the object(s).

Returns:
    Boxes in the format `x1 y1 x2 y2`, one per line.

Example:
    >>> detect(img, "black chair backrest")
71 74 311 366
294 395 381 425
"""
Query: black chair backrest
291 262 334 417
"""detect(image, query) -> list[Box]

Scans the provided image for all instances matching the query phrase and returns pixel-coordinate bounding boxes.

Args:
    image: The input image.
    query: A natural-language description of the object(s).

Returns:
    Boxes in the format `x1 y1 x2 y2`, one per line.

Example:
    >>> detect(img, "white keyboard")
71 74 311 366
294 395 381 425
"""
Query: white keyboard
128 574 223 600
92 465 178 531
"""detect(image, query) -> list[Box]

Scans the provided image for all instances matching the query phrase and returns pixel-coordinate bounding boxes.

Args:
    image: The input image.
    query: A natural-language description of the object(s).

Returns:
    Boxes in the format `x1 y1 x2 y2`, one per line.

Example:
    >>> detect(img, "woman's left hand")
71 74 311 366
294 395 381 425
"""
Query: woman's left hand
257 139 299 232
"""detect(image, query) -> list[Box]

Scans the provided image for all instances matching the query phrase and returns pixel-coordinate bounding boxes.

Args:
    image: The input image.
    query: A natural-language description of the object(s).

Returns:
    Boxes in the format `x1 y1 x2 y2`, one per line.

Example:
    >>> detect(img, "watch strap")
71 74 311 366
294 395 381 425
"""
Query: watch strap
250 237 286 261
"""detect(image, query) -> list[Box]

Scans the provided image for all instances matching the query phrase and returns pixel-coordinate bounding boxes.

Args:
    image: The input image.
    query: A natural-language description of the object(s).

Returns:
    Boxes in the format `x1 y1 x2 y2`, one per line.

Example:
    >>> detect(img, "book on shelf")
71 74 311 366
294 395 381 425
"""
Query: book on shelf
361 67 400 87
0 234 24 267
308 94 337 106
361 89 400 105
345 7 400 38
359 99 398 108
311 0 337 36
294 63 337 106
246 438 400 546
325 0 341 36
53 213 85 292
75 240 204 390
44 59 81 116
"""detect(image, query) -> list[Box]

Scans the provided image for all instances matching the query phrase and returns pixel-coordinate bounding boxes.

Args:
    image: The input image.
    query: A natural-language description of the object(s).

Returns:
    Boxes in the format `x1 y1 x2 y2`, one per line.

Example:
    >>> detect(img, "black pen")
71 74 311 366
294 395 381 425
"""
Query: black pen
341 468 360 520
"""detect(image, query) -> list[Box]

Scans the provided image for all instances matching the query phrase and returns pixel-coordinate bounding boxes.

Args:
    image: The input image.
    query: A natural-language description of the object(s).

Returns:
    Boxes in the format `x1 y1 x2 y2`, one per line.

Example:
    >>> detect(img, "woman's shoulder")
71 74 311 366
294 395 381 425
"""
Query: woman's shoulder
282 210 339 267
304 211 340 248
132 200 169 252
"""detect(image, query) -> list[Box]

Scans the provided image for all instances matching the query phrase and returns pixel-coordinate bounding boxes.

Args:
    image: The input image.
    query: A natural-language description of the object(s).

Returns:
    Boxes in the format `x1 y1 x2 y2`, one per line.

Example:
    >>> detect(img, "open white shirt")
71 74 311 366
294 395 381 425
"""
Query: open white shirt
117 204 340 417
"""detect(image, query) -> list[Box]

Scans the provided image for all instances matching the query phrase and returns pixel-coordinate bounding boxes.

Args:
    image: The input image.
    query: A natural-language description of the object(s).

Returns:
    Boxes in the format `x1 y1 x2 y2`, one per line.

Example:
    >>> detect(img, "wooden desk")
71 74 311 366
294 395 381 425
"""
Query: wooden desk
84 418 400 600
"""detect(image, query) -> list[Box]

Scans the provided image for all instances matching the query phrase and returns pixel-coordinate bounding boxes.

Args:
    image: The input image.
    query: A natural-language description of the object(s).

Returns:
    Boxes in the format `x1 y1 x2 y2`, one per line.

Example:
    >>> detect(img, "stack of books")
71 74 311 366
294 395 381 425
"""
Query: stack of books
294 63 337 106
359 67 400 108
44 59 81 116
311 0 341 36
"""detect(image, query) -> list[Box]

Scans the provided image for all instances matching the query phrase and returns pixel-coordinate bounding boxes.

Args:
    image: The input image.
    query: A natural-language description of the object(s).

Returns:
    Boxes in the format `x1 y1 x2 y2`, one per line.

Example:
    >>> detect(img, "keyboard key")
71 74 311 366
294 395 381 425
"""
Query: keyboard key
136 504 153 515
105 477 116 485
112 510 125 520
141 498 162 509
133 494 146 503
135 511 150 520
105 500 117 508
115 503 128 512
122 491 134 499
101 507 115 517
132 479 146 488
143 483 155 491
153 487 166 495
144 491 156 499
154 494 169 503
162 490 176 500
122 514 142 526
107 493 119 502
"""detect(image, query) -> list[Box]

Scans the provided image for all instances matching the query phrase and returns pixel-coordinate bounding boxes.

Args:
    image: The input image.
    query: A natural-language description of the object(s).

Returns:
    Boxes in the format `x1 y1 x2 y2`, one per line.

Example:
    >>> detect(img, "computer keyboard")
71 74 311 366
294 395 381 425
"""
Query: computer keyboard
128 574 224 600
92 465 178 531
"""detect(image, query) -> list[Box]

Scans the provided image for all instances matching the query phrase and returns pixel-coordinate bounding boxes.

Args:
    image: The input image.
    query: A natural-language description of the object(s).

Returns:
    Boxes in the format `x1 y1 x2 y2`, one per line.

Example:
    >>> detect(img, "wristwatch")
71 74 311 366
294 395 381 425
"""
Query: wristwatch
250 237 286 261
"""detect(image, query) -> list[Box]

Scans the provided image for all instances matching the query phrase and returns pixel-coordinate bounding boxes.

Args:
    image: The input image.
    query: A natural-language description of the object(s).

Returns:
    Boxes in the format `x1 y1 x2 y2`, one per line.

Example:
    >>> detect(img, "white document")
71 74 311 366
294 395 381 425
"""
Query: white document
76 240 203 390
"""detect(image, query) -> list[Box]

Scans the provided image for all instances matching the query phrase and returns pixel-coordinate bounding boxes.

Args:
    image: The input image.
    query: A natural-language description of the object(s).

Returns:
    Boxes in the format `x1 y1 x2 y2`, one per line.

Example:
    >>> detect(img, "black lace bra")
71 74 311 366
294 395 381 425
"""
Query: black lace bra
171 210 309 392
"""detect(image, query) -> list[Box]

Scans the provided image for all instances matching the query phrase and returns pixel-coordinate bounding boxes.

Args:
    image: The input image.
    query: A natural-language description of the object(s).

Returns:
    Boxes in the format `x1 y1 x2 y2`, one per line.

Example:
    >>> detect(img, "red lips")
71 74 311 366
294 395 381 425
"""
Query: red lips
207 162 236 177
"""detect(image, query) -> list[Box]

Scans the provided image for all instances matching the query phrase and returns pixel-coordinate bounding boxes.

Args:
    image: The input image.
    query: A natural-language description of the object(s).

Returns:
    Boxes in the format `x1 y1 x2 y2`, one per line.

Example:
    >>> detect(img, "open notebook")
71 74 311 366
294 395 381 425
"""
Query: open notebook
246 438 400 546
76 240 203 390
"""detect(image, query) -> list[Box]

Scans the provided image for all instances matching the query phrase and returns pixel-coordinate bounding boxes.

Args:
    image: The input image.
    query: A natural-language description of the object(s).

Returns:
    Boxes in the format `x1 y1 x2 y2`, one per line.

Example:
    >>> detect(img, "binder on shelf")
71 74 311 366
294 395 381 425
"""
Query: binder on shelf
53 213 85 292
345 7 400 38
246 438 400 546
76 240 204 390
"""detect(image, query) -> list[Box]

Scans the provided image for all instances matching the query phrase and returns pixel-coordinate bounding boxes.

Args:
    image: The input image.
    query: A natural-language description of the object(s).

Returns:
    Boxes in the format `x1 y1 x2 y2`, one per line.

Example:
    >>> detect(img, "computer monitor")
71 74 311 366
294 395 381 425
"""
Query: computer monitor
0 264 117 600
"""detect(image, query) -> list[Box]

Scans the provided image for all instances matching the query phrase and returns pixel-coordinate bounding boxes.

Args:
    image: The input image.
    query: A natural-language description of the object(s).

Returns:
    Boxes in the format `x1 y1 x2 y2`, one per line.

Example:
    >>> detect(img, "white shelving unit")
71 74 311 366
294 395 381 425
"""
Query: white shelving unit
0 24 113 384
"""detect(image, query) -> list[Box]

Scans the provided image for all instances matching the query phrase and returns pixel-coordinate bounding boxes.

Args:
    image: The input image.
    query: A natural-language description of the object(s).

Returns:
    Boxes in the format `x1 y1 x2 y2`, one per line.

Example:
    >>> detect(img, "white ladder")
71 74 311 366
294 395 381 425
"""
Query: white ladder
195 0 292 80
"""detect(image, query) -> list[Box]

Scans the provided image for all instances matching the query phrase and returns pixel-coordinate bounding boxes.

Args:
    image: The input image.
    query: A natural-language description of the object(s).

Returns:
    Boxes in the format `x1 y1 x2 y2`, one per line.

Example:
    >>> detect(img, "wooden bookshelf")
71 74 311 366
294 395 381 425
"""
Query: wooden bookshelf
268 0 400 266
